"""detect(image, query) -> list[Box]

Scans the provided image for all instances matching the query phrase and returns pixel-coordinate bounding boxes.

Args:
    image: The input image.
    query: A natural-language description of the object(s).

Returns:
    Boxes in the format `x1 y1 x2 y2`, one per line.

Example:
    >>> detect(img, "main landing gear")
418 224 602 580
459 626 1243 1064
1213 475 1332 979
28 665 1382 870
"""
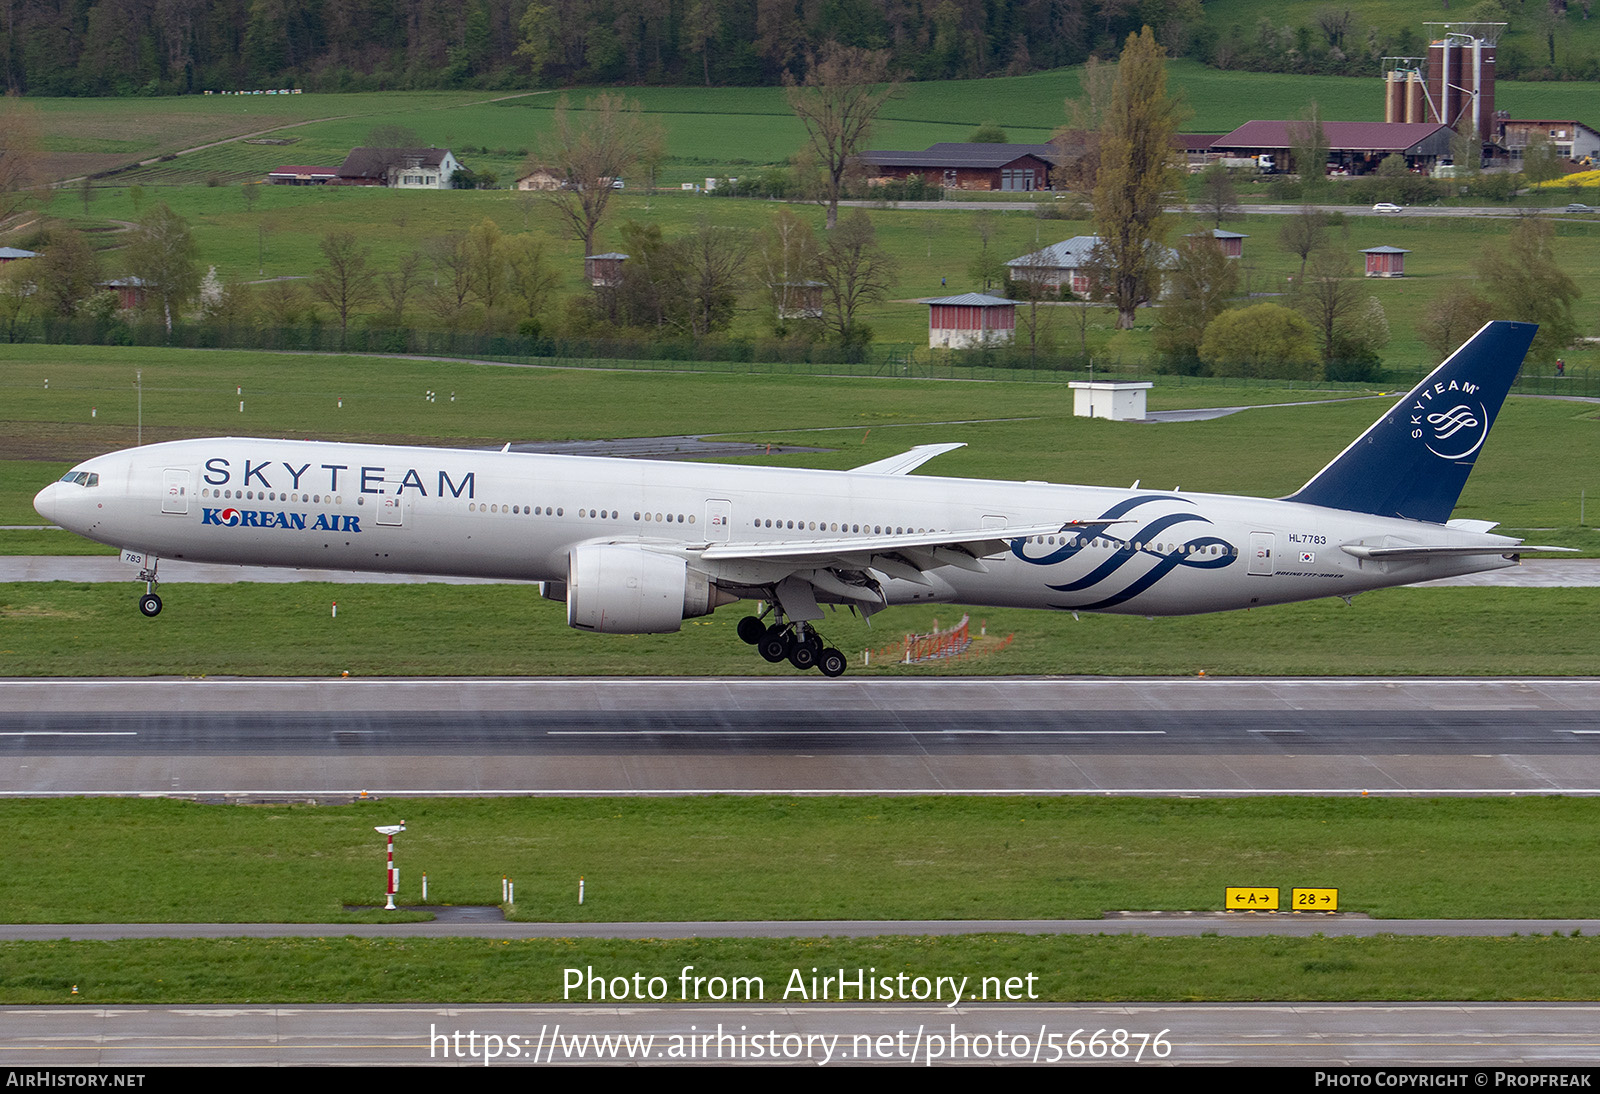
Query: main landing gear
737 615 847 677
136 558 162 617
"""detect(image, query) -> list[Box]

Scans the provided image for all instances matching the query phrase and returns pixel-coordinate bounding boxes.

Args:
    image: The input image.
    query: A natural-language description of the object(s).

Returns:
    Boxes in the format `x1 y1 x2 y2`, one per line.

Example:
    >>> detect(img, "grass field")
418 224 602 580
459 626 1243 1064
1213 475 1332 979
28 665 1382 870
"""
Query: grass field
8 796 1600 924
11 935 1600 1005
3 583 1597 677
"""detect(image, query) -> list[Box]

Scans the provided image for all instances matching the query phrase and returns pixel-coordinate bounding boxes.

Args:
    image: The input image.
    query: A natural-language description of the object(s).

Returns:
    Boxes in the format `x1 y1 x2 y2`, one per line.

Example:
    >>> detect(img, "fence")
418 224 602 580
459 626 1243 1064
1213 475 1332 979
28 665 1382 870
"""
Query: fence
7 318 1597 398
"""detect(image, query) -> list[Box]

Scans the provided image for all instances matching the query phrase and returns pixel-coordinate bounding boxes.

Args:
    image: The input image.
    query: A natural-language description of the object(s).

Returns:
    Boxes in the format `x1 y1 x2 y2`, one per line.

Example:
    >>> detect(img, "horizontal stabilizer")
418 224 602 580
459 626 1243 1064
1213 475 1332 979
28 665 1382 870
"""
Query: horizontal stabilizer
1342 543 1575 560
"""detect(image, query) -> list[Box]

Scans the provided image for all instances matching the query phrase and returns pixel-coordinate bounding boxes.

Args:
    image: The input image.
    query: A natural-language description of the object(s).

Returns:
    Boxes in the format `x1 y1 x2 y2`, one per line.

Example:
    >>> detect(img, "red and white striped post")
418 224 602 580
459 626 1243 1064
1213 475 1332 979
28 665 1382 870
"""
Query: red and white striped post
375 822 406 910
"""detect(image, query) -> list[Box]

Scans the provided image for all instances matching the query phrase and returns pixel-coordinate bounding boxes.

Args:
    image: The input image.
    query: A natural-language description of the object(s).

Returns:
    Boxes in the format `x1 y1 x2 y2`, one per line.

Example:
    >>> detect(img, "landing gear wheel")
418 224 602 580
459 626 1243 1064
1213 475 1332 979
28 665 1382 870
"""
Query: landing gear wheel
737 616 766 645
138 593 163 617
818 648 847 678
758 622 793 663
788 639 820 671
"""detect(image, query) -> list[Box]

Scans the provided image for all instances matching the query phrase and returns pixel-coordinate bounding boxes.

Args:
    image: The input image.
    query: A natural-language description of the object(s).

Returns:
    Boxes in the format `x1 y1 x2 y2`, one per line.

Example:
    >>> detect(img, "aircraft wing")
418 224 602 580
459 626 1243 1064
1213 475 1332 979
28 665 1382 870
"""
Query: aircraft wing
849 443 967 476
700 518 1127 585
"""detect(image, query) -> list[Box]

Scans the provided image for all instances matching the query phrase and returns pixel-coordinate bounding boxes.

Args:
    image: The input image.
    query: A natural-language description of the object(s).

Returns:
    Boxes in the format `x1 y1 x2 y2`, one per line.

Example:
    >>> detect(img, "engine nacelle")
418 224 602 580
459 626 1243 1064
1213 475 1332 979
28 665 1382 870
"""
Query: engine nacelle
566 543 731 634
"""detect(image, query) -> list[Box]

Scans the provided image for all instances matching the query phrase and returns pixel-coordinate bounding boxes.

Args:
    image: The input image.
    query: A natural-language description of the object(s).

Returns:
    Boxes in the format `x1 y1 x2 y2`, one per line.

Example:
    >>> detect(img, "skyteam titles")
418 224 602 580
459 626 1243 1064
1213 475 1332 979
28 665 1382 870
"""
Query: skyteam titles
200 456 476 499
562 965 1040 1007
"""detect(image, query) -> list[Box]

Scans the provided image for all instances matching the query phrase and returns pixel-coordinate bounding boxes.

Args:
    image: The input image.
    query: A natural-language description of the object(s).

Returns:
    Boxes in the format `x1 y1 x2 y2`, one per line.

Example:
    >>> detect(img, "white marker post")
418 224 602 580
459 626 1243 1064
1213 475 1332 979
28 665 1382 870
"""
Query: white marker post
375 822 406 910
579 876 585 905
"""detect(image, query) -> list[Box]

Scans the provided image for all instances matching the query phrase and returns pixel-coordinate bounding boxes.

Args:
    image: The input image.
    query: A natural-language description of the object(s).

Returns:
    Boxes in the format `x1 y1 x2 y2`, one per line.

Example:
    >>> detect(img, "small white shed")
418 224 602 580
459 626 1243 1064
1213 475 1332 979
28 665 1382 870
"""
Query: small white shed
1069 381 1152 421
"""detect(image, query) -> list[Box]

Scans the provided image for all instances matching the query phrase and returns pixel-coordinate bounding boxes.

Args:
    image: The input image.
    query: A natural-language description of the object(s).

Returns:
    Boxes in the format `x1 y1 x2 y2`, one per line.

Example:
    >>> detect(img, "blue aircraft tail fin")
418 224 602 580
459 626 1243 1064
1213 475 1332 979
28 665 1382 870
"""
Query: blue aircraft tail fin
1283 320 1536 524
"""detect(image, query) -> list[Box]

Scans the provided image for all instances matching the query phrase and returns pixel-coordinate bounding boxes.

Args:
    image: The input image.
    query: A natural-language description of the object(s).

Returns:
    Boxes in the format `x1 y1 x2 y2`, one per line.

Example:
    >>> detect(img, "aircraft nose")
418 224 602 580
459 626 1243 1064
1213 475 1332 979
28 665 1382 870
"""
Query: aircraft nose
33 481 58 524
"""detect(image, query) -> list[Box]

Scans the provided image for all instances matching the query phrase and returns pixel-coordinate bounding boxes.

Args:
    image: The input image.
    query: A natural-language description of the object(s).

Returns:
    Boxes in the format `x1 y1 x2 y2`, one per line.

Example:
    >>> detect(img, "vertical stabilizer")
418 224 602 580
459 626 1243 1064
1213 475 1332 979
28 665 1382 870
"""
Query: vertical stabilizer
1284 320 1536 523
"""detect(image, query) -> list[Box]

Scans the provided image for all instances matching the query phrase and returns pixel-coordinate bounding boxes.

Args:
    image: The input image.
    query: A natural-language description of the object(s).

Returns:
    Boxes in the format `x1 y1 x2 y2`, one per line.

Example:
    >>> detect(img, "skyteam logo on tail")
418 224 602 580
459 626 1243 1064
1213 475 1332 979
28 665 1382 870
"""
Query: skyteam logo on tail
1423 402 1488 460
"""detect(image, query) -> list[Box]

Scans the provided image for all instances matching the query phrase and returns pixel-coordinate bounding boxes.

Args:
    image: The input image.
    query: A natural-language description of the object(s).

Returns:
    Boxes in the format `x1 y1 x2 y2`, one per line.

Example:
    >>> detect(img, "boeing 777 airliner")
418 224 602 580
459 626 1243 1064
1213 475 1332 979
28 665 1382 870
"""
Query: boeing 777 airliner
34 321 1561 676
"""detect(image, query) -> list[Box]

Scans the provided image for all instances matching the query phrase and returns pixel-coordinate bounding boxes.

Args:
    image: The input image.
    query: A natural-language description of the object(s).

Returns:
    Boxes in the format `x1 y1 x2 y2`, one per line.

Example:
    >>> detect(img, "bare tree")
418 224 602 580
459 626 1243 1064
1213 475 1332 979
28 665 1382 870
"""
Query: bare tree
1009 245 1059 366
757 207 822 332
1280 204 1330 284
680 217 750 336
466 218 507 315
784 43 902 230
1418 284 1492 362
1196 160 1240 227
529 93 662 254
503 235 559 328
1052 54 1117 201
311 229 379 338
424 232 475 330
380 251 424 327
0 93 46 224
35 230 101 317
1289 101 1330 196
1295 249 1363 365
817 209 897 344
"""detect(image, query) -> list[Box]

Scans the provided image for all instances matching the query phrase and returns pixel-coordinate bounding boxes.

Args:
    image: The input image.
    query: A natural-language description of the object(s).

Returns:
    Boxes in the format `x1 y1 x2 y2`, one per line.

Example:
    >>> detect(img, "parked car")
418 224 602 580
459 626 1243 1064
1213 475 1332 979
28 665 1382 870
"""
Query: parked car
1373 202 1403 213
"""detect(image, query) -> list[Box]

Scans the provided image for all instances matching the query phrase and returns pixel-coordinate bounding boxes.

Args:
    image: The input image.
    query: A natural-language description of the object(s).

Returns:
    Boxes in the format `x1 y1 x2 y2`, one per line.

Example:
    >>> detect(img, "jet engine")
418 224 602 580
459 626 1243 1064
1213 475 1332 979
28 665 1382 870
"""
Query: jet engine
566 542 734 633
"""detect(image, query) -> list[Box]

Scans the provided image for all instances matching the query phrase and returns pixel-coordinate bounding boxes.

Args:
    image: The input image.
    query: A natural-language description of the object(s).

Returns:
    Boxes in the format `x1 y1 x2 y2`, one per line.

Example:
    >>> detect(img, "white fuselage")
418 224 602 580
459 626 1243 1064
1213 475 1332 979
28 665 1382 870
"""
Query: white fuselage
34 436 1521 620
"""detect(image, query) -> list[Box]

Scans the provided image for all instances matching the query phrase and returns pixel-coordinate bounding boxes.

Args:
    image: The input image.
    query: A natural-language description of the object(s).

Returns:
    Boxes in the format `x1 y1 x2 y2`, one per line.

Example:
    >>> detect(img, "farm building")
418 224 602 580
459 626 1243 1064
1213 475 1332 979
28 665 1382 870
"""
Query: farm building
515 169 564 191
98 277 148 309
0 247 38 263
1194 229 1247 258
335 148 462 189
775 280 825 320
266 166 338 185
857 143 1057 191
1005 236 1178 297
1209 121 1454 175
1362 246 1411 277
925 292 1017 348
585 253 627 287
1496 119 1600 164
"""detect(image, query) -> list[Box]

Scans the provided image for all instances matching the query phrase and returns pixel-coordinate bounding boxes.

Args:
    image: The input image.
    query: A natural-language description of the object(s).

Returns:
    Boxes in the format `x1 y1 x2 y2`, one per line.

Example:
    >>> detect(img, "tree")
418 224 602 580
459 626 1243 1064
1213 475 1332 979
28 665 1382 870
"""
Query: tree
1418 284 1493 362
35 230 101 318
1295 249 1364 365
757 207 822 333
0 94 46 223
1008 243 1060 366
680 217 750 336
817 209 897 345
530 93 663 254
124 203 199 334
1289 101 1329 196
424 232 475 330
466 218 507 315
1052 55 1117 203
503 235 559 329
1154 233 1239 371
1481 217 1581 365
1092 27 1183 330
785 43 901 231
967 212 1006 291
1196 160 1240 227
1198 303 1319 380
380 251 425 327
311 229 379 338
1521 131 1565 192
969 121 1009 143
1280 204 1331 283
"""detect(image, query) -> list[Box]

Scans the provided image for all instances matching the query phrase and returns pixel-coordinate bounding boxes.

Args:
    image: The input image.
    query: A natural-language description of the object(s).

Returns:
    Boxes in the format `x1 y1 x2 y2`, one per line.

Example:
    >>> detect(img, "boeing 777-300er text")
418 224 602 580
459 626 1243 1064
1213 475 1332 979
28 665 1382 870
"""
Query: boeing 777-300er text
35 321 1565 677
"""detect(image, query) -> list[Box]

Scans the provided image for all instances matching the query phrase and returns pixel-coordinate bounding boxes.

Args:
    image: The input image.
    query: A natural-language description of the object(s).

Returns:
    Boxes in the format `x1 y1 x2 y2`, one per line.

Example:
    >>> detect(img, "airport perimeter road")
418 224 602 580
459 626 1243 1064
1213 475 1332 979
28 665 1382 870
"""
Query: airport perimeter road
4 1002 1600 1066
3 677 1600 797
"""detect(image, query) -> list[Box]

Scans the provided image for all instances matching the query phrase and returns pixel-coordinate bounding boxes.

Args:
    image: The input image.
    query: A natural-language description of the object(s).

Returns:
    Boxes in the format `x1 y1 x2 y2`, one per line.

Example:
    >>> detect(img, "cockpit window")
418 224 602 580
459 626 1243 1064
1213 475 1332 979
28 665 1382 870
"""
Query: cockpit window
59 471 99 487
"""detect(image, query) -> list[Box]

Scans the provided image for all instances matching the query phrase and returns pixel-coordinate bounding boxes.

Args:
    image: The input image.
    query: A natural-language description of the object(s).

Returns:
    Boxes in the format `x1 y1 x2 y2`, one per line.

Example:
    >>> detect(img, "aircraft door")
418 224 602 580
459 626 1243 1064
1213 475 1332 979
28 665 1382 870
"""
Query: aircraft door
161 469 190 515
705 499 732 542
376 495 405 527
1248 531 1275 576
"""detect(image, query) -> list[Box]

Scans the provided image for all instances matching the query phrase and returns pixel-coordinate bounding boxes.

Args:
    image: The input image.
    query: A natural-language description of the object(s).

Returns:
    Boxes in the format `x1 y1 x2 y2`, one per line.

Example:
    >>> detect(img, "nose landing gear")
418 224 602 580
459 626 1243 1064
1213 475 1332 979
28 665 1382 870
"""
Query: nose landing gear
135 558 162 616
737 614 848 677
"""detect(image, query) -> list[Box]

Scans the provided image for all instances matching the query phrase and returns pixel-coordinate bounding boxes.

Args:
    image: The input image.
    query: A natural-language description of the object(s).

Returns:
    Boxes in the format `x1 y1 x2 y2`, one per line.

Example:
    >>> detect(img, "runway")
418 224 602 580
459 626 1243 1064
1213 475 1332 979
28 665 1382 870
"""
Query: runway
4 676 1600 797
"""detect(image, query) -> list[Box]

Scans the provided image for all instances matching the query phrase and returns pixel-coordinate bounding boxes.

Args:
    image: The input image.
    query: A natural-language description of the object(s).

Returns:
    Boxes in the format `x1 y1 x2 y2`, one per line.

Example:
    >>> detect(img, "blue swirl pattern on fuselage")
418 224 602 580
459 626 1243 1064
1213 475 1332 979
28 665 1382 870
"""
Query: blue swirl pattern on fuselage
1009 495 1237 611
